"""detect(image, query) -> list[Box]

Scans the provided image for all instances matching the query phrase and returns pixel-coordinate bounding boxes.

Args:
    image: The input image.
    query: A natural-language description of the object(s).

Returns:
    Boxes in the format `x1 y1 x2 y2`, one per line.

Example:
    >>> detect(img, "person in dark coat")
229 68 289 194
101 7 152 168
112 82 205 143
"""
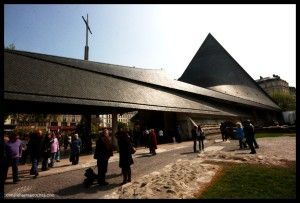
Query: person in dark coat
116 127 134 185
70 133 81 165
94 128 113 186
41 133 51 171
220 122 227 141
28 130 43 177
248 121 259 149
4 132 22 183
191 125 199 153
196 125 205 152
149 129 157 155
226 124 235 140
244 120 257 154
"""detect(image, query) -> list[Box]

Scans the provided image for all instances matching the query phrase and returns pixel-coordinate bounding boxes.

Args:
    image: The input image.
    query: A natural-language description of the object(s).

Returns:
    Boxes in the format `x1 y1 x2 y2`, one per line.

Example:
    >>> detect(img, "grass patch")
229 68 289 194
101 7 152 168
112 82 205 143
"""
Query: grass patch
255 133 296 138
199 162 296 199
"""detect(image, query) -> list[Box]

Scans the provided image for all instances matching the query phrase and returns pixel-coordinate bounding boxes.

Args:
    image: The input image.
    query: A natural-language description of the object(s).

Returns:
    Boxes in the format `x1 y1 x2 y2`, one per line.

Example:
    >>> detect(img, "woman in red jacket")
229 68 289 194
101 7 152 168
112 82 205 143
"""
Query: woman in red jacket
149 129 157 155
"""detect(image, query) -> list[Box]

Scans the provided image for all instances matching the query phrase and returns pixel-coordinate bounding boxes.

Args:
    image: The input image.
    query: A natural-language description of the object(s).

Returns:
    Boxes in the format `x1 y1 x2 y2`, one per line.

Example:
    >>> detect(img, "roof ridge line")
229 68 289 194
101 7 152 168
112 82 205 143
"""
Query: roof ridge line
5 49 279 111
6 49 168 87
4 49 165 72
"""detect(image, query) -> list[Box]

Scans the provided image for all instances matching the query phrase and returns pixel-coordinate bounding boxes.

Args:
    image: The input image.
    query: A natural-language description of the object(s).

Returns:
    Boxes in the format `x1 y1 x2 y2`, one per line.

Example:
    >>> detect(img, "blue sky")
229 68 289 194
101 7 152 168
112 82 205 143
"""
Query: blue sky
4 4 296 87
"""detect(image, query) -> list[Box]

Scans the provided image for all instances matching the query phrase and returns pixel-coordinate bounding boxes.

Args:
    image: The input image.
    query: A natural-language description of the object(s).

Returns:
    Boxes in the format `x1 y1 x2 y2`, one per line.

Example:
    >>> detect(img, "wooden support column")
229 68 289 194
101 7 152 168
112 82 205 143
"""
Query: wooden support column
112 112 119 151
82 113 92 154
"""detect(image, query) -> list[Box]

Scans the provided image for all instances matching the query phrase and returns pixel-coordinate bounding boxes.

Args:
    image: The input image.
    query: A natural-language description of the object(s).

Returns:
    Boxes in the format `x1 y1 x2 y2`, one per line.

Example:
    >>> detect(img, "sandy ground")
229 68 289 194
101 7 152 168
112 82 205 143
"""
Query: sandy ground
104 136 296 199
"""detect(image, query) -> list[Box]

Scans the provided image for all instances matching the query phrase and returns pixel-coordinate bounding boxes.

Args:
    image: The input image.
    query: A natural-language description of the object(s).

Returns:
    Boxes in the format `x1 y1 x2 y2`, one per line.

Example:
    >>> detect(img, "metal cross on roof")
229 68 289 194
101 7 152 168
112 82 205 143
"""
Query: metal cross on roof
82 14 92 60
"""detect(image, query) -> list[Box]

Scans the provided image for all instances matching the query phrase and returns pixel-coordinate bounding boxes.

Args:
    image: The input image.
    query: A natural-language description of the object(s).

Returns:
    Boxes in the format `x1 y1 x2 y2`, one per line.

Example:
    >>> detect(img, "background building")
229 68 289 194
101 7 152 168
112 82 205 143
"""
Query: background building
4 114 82 132
98 111 137 128
256 74 294 95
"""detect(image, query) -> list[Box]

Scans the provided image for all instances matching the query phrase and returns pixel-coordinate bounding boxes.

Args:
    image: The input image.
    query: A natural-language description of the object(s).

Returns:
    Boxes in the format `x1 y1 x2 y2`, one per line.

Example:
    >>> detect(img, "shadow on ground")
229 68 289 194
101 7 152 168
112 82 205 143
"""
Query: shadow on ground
135 153 154 159
54 173 122 197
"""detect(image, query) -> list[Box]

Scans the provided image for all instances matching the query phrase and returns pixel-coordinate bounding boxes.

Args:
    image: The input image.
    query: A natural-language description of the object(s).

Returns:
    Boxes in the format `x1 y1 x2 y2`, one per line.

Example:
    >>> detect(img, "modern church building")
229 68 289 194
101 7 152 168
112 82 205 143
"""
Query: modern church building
4 33 281 141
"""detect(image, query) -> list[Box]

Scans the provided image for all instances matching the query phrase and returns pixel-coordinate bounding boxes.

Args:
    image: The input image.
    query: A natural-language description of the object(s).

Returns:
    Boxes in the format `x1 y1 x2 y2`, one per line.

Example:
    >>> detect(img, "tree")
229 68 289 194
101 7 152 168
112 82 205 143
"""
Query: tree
117 121 127 130
270 91 296 111
5 43 16 50
6 113 50 126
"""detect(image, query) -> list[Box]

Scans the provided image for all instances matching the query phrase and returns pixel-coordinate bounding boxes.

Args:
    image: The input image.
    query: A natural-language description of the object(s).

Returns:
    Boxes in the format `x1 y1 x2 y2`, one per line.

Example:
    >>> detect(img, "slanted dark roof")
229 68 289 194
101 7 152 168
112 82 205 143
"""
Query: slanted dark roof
4 50 237 116
179 33 280 110
5 49 280 111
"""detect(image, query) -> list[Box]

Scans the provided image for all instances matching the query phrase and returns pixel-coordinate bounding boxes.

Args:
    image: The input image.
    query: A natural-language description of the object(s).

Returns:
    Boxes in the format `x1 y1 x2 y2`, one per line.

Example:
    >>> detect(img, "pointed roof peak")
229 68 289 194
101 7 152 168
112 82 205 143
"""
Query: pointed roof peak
204 33 220 44
206 33 215 39
179 33 280 110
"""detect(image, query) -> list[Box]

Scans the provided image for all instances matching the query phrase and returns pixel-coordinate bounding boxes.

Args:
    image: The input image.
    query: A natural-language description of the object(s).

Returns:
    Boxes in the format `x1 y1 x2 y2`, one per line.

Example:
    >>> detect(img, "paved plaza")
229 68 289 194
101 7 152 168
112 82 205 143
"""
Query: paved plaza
4 136 216 199
4 134 295 199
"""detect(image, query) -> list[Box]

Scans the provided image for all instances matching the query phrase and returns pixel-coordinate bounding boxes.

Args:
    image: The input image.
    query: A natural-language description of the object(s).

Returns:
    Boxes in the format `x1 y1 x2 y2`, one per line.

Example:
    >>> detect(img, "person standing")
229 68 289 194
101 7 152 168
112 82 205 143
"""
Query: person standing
28 130 43 178
116 127 134 185
70 133 81 165
4 132 22 183
191 125 198 153
94 128 113 186
63 133 69 155
49 133 59 167
55 132 62 162
149 129 157 155
235 122 247 149
41 133 51 171
244 120 257 154
20 133 30 165
158 129 164 144
248 120 259 149
220 122 227 141
196 125 205 152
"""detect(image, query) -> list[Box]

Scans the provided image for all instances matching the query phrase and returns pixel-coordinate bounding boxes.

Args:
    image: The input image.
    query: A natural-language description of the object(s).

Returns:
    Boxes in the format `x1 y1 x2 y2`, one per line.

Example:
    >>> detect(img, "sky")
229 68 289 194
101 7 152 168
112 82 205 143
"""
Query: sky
4 4 296 87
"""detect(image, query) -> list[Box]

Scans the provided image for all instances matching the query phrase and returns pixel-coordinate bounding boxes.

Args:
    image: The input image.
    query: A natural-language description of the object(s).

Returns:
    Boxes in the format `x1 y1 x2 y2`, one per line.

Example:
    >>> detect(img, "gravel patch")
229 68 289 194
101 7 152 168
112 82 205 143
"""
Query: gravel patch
104 136 295 199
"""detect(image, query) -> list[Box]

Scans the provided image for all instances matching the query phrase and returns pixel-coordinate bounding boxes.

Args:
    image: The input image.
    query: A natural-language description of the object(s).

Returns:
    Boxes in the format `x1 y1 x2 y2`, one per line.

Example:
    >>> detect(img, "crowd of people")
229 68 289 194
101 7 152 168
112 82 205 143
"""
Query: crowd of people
93 126 164 186
3 125 164 186
4 120 259 186
220 120 259 154
3 129 82 184
235 120 259 154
